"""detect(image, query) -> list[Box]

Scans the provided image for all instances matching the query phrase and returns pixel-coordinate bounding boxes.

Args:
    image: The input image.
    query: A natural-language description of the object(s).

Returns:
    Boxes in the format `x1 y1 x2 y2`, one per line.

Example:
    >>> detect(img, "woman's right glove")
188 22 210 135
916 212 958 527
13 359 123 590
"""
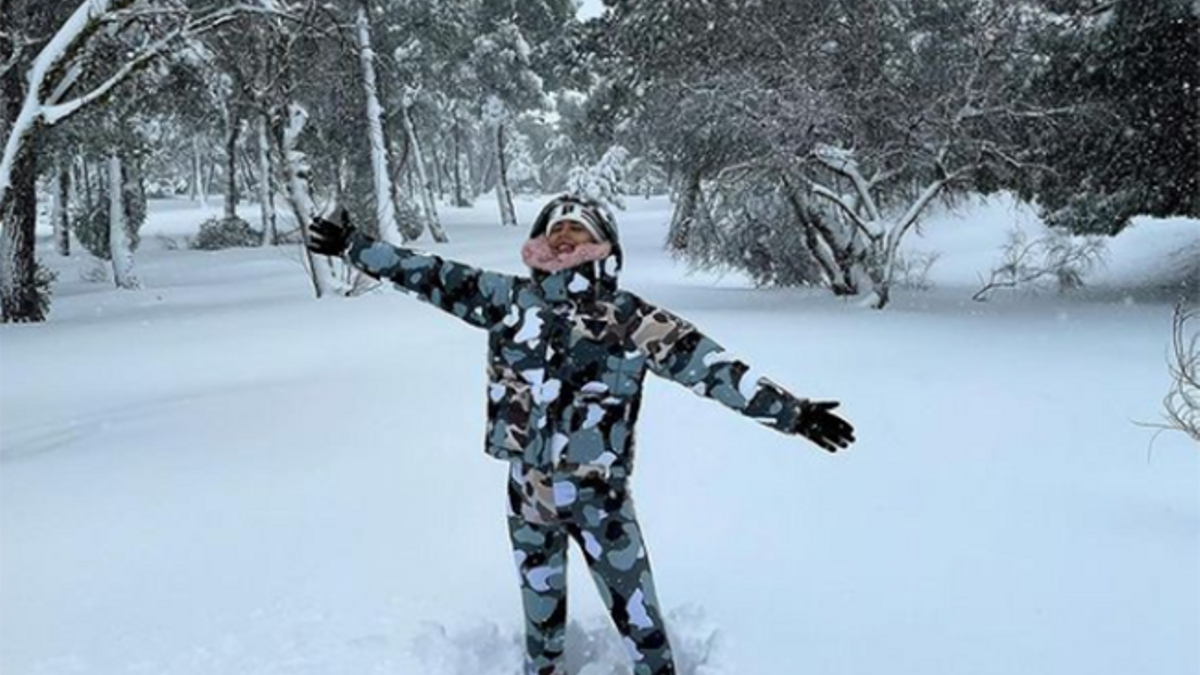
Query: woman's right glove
794 400 855 453
307 209 354 256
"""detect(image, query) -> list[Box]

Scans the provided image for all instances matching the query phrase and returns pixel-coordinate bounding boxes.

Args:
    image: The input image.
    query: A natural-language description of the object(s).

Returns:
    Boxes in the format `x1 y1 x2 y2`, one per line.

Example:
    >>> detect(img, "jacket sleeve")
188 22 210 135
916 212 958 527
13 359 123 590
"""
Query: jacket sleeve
346 232 517 330
632 301 806 435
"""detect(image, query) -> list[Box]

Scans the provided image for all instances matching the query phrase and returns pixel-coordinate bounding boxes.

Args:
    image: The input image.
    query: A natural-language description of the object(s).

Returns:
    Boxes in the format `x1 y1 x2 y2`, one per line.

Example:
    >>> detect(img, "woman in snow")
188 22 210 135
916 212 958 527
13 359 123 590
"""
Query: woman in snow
306 195 854 675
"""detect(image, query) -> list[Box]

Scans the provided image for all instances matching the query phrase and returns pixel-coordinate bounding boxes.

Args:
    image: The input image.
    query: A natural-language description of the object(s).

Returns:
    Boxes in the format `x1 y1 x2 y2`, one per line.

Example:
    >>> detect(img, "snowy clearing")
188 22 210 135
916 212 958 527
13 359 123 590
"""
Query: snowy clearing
1 195 1197 675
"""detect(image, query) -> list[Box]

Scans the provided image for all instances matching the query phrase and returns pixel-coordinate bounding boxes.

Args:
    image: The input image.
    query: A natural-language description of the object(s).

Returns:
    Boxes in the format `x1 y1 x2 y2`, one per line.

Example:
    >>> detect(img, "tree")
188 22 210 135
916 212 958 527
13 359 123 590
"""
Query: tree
51 25 212 285
602 0 1067 308
353 0 405 243
378 0 479 211
105 152 140 288
0 0 244 322
471 19 547 227
1026 0 1199 234
598 0 829 251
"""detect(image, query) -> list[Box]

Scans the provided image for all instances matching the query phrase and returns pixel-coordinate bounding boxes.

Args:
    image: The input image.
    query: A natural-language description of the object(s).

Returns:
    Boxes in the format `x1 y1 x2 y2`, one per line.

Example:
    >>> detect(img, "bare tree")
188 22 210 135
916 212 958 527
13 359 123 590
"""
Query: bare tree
973 229 1107 301
1162 301 1200 444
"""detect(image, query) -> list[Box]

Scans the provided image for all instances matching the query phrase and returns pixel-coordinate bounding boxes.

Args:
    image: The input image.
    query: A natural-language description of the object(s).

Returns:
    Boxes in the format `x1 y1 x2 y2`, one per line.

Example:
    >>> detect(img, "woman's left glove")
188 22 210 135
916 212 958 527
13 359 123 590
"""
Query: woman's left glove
794 400 855 453
307 209 354 256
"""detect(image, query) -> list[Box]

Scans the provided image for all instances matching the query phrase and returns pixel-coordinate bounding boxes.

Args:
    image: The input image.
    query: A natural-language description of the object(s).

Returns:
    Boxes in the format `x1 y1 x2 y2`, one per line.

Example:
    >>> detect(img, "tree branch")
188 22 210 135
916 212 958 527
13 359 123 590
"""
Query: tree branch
886 176 949 253
812 143 884 226
1163 301 1200 443
42 7 243 125
805 179 873 236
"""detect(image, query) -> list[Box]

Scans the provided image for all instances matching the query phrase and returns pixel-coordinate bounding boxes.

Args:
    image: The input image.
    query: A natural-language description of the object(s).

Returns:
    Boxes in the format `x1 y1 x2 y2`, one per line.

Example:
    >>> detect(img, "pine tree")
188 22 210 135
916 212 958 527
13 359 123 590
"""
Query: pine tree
1028 0 1199 234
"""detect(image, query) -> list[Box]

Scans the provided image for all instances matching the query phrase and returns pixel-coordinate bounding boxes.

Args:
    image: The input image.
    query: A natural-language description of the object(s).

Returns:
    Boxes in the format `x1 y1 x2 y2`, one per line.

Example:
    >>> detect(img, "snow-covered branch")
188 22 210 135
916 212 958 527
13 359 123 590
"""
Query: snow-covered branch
886 178 949 252
812 143 884 226
0 32 27 79
0 0 256 215
955 105 1084 124
41 28 185 123
804 180 870 235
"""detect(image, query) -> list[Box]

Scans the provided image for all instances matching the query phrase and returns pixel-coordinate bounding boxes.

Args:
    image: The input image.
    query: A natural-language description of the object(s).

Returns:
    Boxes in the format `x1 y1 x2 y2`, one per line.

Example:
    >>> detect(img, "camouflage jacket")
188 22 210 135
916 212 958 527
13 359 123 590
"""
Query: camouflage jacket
347 234 809 477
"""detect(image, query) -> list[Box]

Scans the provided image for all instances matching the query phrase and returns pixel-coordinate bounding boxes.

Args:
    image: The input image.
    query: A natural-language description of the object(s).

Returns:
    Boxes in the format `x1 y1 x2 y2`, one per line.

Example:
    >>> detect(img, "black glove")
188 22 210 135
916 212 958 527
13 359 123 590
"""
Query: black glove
794 400 855 453
307 209 354 256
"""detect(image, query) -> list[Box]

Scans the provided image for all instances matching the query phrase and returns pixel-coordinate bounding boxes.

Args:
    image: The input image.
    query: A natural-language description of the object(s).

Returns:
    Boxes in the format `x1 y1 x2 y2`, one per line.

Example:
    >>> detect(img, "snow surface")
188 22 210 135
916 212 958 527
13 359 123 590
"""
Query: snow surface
1 194 1197 675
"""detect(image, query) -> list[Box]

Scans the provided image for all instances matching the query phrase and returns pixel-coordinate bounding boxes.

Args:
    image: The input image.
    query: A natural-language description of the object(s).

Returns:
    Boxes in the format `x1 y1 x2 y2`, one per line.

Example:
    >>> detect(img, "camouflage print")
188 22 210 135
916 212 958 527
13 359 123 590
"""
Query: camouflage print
507 462 674 675
345 229 815 675
346 233 810 479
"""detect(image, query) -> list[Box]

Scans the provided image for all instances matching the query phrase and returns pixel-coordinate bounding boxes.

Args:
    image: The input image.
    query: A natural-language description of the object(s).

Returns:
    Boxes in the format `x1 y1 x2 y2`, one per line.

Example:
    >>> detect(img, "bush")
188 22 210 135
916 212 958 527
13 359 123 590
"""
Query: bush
892 250 942 291
34 262 57 317
973 228 1107 301
191 216 260 250
73 198 144 261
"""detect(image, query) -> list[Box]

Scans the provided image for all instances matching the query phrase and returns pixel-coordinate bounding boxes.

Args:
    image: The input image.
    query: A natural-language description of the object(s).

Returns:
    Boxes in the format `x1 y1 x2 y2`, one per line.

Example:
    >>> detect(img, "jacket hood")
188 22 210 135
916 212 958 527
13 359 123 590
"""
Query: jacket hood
528 195 622 269
526 195 622 298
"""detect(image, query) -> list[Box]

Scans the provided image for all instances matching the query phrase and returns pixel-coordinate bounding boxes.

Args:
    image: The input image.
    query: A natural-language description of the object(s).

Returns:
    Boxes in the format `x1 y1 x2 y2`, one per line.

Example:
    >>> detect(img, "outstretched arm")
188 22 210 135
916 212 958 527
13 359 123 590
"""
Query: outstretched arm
632 302 854 452
309 216 517 330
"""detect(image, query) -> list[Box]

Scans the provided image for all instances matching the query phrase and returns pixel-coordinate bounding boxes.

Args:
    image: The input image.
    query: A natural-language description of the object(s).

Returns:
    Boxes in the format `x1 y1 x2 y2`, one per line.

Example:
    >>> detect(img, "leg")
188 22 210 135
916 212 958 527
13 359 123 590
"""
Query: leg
508 474 570 675
570 485 675 675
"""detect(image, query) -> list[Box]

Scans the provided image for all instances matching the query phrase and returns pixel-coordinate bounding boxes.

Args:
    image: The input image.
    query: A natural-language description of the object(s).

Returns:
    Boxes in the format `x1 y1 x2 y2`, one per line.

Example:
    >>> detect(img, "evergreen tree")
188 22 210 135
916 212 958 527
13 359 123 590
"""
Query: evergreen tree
1028 0 1199 234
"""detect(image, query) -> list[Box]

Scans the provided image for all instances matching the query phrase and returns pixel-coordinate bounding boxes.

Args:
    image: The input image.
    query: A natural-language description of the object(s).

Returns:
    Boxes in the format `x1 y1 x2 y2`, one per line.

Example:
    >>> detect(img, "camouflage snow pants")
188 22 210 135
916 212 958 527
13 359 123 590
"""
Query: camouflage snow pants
506 462 676 675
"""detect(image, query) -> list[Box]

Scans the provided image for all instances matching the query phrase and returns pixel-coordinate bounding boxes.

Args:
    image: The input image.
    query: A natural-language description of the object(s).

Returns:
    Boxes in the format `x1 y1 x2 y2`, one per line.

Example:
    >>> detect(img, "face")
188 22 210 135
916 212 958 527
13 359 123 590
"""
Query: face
546 219 597 254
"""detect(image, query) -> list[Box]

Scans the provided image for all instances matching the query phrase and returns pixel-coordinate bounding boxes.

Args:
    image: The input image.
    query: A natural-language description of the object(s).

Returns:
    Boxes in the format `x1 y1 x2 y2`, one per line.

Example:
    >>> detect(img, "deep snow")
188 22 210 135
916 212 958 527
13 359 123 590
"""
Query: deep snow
1 194 1197 675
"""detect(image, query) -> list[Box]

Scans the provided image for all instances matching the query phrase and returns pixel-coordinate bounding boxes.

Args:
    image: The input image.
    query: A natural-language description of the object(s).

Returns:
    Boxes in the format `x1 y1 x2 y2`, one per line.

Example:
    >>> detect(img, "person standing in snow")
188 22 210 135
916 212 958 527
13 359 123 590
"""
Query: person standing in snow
307 195 854 675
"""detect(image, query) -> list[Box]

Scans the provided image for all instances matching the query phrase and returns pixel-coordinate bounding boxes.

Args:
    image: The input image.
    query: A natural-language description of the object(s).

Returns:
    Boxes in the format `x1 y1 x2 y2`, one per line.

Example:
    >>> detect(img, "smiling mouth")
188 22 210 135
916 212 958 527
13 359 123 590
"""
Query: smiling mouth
554 243 577 254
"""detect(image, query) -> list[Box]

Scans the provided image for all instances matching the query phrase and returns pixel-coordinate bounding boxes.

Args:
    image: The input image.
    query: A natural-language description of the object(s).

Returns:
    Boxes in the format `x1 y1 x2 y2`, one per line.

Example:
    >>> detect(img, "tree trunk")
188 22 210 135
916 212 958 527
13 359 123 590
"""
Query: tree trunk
781 179 861 296
275 103 332 298
203 157 217 204
79 157 93 205
51 163 71 256
453 115 468 207
429 133 444 201
494 121 516 227
191 135 205 204
224 110 240 220
668 169 702 252
0 144 42 322
0 42 44 323
107 153 139 289
355 2 403 243
238 147 258 199
401 102 447 242
257 113 276 245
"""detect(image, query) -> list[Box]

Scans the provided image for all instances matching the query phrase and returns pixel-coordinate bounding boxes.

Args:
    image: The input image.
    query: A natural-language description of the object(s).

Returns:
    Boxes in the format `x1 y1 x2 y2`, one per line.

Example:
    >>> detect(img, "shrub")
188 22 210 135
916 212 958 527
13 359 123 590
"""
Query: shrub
191 216 260 250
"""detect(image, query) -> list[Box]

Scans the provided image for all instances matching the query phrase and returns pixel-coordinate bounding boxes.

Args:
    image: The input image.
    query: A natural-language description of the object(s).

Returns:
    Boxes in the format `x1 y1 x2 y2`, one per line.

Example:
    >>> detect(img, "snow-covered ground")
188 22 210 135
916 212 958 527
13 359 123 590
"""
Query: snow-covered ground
1 194 1197 675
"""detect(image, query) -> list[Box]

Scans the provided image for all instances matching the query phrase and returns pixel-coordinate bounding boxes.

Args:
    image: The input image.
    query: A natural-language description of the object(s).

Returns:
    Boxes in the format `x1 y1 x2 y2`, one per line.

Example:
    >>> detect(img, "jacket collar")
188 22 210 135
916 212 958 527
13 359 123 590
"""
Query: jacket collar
533 256 619 304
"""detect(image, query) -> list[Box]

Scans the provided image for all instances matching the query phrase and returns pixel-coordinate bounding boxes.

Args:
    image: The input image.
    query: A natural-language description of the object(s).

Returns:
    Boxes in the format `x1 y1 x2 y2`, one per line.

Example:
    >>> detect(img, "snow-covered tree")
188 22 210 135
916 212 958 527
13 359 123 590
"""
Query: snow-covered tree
106 153 139 289
278 103 336 298
602 0 1070 308
471 20 547 226
49 164 70 256
566 145 629 210
0 0 247 322
353 0 405 244
1024 0 1199 234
